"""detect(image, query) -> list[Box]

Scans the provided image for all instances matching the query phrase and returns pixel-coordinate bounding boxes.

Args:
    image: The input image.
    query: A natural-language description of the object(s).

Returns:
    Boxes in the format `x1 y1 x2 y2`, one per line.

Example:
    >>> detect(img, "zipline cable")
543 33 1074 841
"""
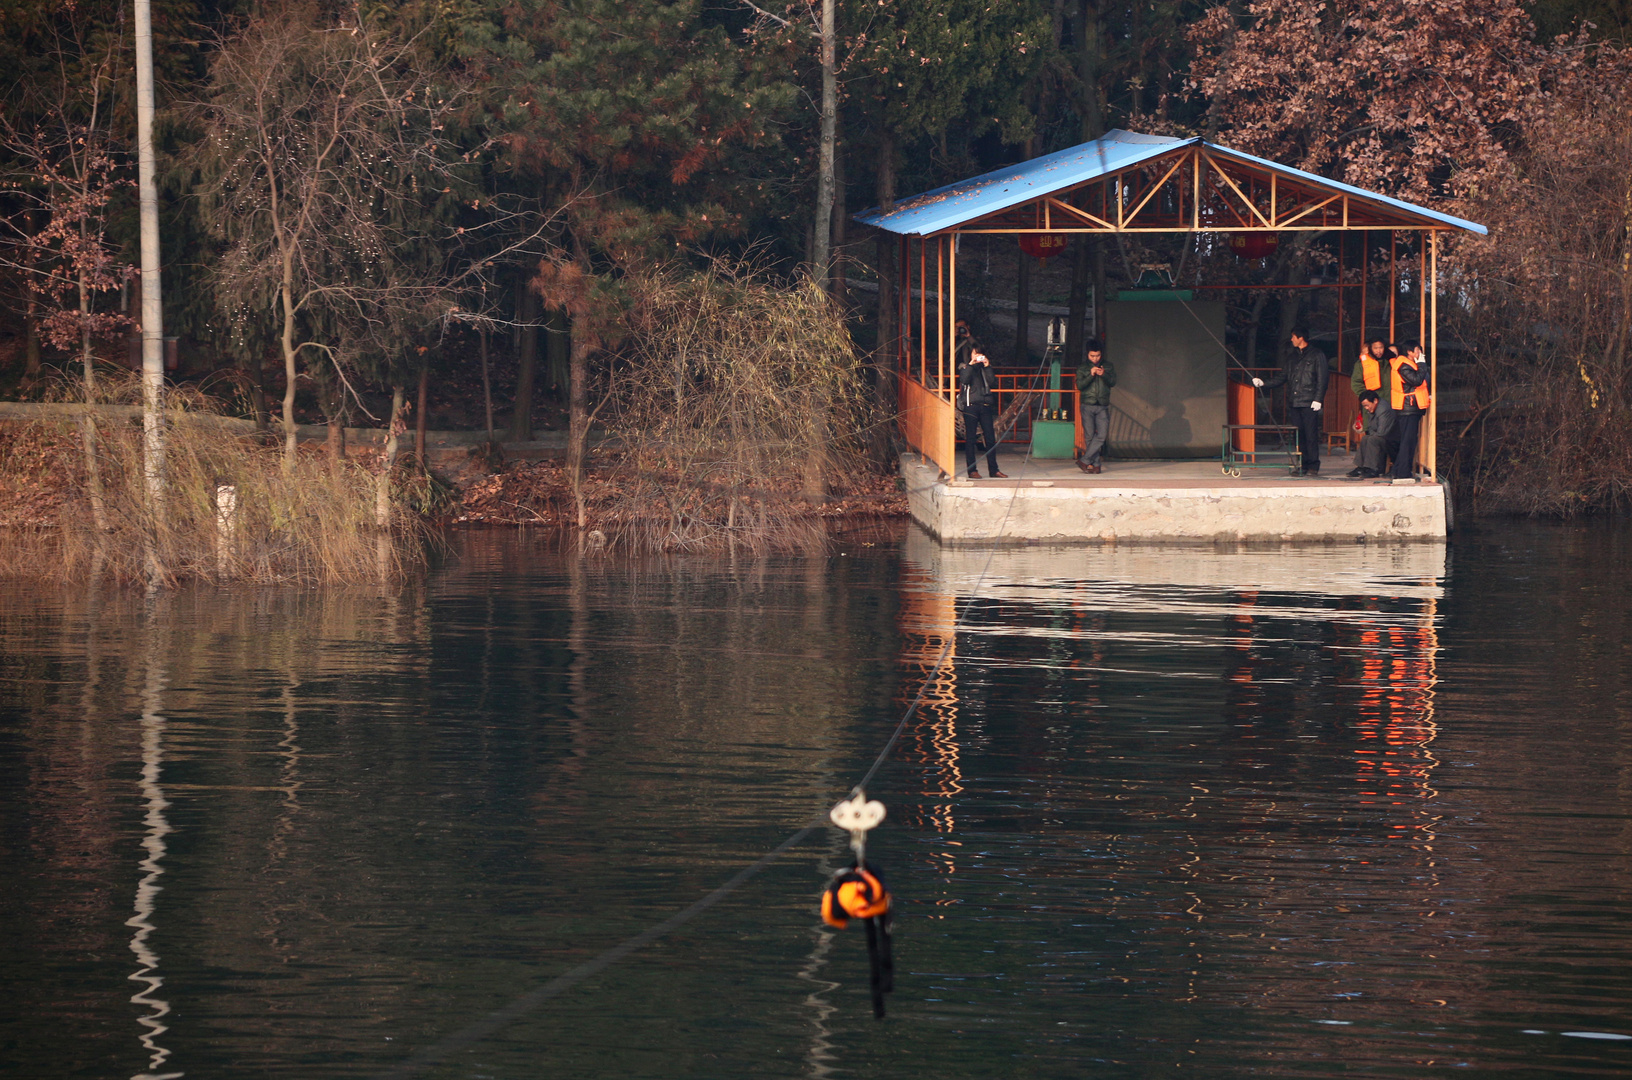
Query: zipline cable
380 347 1045 1078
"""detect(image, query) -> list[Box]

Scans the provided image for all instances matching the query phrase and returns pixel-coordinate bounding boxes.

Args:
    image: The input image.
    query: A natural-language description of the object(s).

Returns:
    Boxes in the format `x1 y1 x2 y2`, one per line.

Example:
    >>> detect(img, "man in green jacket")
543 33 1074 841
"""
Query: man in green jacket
1075 338 1116 473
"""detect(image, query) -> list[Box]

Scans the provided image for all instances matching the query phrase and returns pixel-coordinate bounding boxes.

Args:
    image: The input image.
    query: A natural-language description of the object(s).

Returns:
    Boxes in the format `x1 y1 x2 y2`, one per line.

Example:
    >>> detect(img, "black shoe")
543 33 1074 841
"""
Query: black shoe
1357 467 1379 478
1345 467 1365 478
1303 466 1321 477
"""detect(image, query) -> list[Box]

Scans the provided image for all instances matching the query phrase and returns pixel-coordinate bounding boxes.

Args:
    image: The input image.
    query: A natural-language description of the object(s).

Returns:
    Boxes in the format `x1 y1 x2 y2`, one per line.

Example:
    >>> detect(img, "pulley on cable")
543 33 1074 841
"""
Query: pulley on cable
820 791 894 1018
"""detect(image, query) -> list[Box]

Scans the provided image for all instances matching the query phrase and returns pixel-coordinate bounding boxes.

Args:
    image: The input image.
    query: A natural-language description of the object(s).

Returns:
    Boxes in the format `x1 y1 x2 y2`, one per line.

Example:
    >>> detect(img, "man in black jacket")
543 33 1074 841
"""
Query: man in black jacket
958 347 1006 479
1253 328 1330 476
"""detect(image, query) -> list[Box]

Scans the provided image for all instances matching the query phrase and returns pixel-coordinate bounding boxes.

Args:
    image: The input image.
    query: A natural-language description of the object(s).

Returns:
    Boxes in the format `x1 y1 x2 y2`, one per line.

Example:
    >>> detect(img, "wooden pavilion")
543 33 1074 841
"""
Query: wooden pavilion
854 130 1487 486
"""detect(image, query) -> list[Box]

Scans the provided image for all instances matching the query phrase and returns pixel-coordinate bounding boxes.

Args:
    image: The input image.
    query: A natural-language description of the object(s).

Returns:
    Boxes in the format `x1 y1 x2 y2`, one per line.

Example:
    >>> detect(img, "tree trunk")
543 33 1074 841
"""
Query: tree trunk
480 327 495 442
23 288 42 382
247 350 270 432
279 254 300 462
546 306 569 399
1075 0 1104 143
1015 252 1032 364
566 321 591 530
511 277 538 441
812 0 836 288
78 271 107 532
326 395 346 463
802 393 829 501
1064 1 1106 366
873 130 898 454
415 365 429 473
831 137 847 306
23 209 42 384
1066 237 1092 365
376 384 404 527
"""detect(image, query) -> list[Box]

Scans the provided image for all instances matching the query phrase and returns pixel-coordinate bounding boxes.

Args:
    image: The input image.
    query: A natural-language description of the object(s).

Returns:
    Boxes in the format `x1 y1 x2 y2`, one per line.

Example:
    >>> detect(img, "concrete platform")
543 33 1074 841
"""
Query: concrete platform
902 450 1448 545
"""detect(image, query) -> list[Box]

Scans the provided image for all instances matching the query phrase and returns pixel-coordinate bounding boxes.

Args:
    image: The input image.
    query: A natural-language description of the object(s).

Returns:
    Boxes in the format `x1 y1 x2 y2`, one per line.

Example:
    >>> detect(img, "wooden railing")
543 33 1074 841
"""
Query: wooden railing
898 374 956 477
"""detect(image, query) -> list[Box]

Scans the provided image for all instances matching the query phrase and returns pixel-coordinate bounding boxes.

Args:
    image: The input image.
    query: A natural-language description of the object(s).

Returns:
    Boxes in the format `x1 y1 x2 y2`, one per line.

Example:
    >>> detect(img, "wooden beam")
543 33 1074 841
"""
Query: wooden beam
1045 196 1116 231
1192 148 1200 230
1276 193 1341 229
1205 153 1271 227
1122 155 1188 226
946 224 1430 234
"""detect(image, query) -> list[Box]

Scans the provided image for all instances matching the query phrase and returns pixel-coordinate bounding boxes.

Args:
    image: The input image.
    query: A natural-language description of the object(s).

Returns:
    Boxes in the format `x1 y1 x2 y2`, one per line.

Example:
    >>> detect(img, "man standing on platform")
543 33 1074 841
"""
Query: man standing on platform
958 346 1006 479
1075 337 1116 474
1253 327 1329 476
1389 341 1431 480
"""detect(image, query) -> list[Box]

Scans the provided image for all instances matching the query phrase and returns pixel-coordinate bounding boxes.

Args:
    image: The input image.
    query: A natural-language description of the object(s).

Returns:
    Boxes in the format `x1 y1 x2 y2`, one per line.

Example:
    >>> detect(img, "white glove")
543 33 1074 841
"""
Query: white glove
1251 378 1264 388
1310 400 1323 412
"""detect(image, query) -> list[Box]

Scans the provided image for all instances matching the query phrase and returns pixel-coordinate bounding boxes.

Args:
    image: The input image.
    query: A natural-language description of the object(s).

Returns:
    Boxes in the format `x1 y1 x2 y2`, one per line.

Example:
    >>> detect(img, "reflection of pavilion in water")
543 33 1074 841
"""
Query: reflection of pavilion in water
895 533 1448 1018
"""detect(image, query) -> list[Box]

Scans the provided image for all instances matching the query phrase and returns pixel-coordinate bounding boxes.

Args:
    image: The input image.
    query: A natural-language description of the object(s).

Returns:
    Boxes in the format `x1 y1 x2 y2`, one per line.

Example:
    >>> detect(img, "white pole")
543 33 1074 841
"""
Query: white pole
134 0 165 502
812 0 835 289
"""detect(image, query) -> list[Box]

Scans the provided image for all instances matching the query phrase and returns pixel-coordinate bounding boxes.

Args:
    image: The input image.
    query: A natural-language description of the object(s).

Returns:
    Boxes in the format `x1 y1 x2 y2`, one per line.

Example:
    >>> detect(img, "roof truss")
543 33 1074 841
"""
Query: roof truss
950 145 1438 236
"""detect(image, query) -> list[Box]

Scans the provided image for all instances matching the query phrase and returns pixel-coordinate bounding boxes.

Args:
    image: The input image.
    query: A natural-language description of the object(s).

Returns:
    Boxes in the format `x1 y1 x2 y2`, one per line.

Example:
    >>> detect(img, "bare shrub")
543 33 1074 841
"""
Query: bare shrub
596 258 877 552
0 375 423 584
1447 52 1632 515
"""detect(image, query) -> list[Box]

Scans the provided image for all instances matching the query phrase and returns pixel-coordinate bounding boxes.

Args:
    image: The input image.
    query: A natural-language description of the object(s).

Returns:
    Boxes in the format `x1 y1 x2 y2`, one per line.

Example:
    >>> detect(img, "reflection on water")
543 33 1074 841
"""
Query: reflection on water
127 609 181 1080
2 526 1631 1078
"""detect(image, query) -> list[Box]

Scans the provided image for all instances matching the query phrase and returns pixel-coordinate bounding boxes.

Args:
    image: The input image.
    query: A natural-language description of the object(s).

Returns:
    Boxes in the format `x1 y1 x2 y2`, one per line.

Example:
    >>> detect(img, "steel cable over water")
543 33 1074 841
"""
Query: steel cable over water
379 375 1047 1079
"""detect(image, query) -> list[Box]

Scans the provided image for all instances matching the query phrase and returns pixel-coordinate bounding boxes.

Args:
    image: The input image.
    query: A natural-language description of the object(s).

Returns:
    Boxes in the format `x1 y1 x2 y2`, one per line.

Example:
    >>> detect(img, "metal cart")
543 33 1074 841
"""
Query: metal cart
1221 424 1300 477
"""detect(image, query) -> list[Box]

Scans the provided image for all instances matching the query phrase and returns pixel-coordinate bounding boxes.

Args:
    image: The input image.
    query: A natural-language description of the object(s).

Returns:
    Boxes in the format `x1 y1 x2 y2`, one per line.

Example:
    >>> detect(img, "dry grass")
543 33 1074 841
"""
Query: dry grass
0 374 423 584
596 258 880 552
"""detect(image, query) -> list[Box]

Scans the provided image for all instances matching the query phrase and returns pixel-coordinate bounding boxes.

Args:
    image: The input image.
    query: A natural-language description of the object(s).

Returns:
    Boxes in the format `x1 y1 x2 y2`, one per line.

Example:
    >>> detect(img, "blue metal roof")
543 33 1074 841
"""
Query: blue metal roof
853 129 1487 237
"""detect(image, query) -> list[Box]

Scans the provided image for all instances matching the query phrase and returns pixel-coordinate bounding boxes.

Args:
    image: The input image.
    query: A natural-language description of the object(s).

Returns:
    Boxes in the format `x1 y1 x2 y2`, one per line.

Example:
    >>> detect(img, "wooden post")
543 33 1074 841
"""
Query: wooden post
1360 232 1368 351
940 234 953 396
1428 230 1438 482
1418 231 1427 350
898 235 908 375
1388 231 1397 342
1336 231 1345 367
919 238 927 387
948 232 958 396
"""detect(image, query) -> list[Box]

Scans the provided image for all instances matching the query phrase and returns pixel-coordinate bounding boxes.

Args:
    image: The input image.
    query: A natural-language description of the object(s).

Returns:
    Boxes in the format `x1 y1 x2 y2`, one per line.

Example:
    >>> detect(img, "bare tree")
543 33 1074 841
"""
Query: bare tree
0 21 132 531
187 9 476 463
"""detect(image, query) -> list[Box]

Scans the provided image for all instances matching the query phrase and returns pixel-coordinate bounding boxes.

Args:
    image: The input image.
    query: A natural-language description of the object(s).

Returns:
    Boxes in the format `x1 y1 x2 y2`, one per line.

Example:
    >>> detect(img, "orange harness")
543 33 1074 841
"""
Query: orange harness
1360 354 1383 392
820 861 895 1017
822 865 892 925
1390 356 1430 411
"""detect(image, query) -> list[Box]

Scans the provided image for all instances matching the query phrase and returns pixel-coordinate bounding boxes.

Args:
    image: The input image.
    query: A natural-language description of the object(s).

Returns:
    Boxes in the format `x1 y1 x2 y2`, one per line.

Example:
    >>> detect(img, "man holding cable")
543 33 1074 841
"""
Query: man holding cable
1252 327 1330 477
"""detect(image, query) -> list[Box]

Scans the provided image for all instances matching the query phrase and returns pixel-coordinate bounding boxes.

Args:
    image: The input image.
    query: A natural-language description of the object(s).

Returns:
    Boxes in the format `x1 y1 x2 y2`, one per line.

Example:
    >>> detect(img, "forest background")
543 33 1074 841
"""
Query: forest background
2 0 1631 526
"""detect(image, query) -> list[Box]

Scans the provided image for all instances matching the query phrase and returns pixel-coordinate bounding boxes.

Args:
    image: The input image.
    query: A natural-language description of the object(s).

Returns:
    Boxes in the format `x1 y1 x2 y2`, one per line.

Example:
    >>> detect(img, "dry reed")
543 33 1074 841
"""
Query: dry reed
0 374 423 584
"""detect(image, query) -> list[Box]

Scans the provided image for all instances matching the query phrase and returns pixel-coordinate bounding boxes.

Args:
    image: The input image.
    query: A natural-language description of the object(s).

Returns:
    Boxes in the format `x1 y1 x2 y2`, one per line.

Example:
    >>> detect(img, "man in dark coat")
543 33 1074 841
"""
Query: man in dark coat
958 347 1006 479
1253 328 1330 476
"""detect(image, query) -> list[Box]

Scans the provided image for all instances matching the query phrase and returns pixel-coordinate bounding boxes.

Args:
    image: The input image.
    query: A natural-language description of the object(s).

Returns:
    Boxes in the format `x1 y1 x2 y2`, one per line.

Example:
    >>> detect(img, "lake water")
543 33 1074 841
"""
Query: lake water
3 523 1630 1078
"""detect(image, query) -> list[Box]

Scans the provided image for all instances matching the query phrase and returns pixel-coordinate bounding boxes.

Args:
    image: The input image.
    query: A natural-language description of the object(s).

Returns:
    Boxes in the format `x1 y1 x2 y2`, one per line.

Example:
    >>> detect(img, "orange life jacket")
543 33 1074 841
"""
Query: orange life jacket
1390 355 1430 411
1360 354 1383 392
